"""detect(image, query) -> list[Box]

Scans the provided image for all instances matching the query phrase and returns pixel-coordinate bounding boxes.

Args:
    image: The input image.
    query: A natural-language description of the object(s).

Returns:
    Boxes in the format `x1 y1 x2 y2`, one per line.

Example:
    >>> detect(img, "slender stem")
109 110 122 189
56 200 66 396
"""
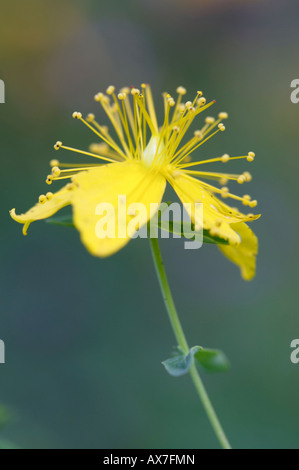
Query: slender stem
149 236 232 450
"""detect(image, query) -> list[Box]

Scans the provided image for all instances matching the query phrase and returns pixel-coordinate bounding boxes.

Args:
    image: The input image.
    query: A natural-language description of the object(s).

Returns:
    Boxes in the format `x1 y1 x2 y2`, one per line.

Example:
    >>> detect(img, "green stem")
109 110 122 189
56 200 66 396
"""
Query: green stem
149 236 232 450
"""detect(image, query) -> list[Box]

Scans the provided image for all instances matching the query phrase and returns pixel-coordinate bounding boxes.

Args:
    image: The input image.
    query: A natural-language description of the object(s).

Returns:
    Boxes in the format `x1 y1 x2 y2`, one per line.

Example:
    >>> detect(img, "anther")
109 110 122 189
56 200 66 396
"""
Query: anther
220 177 228 186
242 194 251 206
86 113 95 122
197 97 206 107
131 88 140 95
237 175 246 184
205 117 215 124
94 92 103 102
173 126 180 133
221 154 230 163
218 123 226 131
176 86 187 95
39 194 47 204
249 200 258 208
90 142 109 153
46 175 53 185
52 166 61 177
120 87 130 94
54 141 62 151
221 187 229 198
168 98 175 107
247 151 255 162
118 92 126 100
46 192 53 200
72 112 82 119
185 101 193 109
194 130 203 139
106 85 115 95
50 159 59 167
243 171 252 182
218 112 228 120
197 91 203 97
102 96 110 105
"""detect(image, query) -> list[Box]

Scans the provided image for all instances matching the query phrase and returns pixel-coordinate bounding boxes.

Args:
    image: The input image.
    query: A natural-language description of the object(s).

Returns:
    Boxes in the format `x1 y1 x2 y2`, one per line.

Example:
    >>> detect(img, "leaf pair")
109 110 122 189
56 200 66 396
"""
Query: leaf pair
162 346 230 377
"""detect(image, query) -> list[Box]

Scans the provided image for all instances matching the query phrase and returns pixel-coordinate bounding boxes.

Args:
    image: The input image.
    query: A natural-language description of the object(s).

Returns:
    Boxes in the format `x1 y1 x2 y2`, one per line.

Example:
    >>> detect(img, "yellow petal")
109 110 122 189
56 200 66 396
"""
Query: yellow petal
168 172 260 245
10 186 73 235
218 222 258 280
72 161 166 257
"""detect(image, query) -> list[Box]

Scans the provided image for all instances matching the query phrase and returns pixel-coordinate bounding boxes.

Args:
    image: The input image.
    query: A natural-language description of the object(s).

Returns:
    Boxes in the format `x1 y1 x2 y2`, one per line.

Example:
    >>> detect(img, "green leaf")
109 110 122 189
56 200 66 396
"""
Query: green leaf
162 347 200 377
163 346 230 377
162 349 193 377
194 347 230 373
46 215 74 227
154 219 228 245
46 202 229 246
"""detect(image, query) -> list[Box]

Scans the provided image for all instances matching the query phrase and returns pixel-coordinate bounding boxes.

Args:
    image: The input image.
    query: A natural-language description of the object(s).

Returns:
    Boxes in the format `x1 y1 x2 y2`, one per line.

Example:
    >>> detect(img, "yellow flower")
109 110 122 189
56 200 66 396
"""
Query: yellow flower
10 84 260 279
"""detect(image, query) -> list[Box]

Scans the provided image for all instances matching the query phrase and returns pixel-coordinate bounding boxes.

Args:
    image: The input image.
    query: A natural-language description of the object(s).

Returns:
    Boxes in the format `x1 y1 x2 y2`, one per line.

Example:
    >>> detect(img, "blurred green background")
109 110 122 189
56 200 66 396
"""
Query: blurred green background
1 0 299 449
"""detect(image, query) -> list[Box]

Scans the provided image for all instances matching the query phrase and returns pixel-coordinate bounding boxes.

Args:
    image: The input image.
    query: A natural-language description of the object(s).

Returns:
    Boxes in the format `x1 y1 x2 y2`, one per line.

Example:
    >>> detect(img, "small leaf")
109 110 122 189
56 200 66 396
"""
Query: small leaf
46 215 75 227
162 349 193 377
162 346 201 377
194 347 230 373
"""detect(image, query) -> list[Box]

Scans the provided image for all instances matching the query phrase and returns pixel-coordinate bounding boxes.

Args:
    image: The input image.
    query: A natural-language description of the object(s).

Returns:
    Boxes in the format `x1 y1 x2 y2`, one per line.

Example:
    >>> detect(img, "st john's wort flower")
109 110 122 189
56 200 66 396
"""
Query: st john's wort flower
10 84 260 280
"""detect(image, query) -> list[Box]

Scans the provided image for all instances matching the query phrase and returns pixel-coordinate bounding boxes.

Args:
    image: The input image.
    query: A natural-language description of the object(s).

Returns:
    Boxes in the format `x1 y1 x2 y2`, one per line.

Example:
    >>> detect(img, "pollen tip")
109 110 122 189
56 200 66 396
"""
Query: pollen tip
54 141 62 151
176 86 187 95
106 85 115 95
197 97 206 107
247 151 256 162
52 166 61 177
86 113 95 122
94 92 103 102
221 154 230 163
218 112 228 120
205 116 215 124
72 111 82 119
46 175 53 185
249 200 258 208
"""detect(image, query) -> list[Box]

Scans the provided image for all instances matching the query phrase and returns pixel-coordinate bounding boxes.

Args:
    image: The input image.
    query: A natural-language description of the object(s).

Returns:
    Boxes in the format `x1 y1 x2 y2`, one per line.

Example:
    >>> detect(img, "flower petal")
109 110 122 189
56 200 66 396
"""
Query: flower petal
10 186 73 235
168 172 260 246
72 161 166 257
218 222 258 280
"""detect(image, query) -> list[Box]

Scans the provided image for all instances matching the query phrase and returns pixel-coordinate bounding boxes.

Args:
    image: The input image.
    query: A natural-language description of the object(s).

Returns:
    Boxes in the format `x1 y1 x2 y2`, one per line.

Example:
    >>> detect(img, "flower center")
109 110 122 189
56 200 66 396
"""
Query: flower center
143 135 165 168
